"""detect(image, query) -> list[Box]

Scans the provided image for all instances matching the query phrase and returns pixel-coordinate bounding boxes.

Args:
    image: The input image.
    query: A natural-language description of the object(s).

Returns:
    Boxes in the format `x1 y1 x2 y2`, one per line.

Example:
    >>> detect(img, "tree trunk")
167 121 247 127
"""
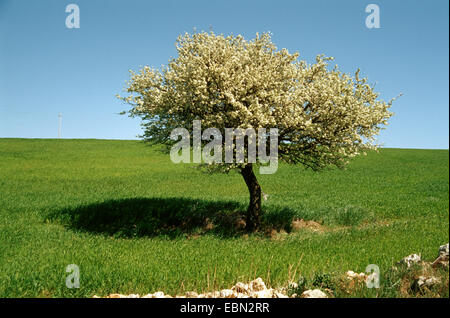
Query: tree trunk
241 164 262 231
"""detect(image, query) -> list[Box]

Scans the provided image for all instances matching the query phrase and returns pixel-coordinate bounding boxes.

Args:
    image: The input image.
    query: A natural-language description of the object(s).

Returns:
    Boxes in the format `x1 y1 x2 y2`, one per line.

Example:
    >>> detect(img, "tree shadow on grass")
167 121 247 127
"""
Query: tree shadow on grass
47 197 255 239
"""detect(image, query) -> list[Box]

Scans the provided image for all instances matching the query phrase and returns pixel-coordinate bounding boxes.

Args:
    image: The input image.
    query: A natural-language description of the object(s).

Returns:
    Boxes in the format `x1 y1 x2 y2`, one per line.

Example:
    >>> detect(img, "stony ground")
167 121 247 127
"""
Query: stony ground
94 243 449 299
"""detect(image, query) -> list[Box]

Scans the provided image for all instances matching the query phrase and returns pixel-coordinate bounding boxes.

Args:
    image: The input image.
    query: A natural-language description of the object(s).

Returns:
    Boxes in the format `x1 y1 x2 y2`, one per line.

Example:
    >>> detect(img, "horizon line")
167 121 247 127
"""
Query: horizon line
0 137 448 151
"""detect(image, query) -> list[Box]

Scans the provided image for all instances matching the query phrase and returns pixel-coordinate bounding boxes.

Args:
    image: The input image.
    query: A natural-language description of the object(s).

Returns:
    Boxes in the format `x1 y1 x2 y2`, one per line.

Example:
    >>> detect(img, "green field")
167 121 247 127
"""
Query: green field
0 138 448 297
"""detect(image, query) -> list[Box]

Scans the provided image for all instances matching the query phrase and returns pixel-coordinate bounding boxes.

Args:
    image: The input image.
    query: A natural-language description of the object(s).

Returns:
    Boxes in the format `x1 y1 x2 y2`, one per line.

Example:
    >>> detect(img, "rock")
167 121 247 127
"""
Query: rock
232 282 250 294
185 291 199 298
212 291 222 298
288 282 298 290
274 291 289 298
343 271 368 293
346 270 357 278
219 289 236 298
438 243 449 259
413 276 441 291
92 278 295 299
346 270 367 281
249 277 266 292
399 254 421 267
250 289 274 298
203 291 221 298
432 243 450 268
301 289 328 298
153 291 165 298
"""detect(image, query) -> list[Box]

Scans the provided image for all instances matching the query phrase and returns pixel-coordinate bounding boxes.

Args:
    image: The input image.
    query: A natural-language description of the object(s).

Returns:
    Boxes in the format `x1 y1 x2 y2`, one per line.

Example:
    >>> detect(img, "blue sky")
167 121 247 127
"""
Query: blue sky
0 0 448 149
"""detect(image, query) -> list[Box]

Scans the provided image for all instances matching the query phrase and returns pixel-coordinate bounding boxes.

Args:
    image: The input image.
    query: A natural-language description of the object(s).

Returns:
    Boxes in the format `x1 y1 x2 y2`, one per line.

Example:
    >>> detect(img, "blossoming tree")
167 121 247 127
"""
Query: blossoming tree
119 32 395 231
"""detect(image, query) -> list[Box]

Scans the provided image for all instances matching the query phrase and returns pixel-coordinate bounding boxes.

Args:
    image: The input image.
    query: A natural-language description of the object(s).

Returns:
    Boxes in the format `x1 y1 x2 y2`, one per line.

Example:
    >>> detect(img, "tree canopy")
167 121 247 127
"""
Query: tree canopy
118 31 396 230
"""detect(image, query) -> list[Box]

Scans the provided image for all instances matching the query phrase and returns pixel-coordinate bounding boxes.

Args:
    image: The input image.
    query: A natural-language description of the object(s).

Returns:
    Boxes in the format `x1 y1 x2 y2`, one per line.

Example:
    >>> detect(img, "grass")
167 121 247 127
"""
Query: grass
0 138 448 298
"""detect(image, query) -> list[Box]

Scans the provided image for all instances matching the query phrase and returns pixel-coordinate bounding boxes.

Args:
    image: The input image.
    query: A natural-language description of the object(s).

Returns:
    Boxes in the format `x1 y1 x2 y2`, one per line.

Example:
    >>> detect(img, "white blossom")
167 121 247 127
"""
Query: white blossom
118 31 395 171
